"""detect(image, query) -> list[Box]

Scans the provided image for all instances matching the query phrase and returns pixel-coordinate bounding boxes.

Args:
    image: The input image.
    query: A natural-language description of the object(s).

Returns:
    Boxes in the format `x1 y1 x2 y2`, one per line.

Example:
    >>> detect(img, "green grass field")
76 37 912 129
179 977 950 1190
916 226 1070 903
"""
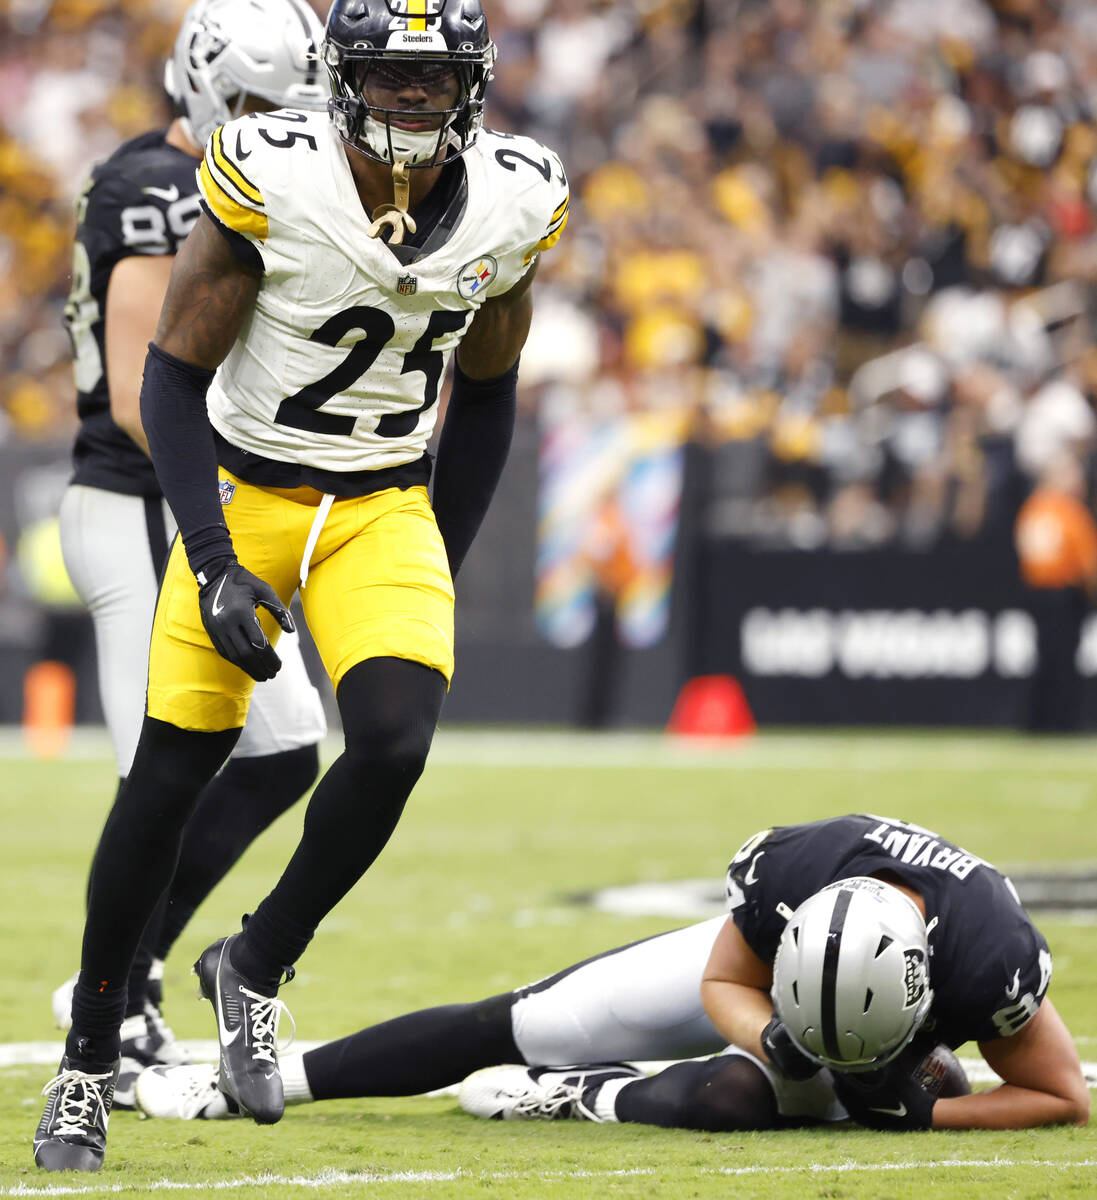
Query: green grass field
1 729 1096 1198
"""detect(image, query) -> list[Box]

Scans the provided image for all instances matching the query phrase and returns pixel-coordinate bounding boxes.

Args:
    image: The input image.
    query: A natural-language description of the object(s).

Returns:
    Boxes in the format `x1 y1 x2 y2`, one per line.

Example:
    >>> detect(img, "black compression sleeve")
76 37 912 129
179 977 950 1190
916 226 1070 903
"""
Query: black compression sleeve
140 342 235 579
431 359 518 579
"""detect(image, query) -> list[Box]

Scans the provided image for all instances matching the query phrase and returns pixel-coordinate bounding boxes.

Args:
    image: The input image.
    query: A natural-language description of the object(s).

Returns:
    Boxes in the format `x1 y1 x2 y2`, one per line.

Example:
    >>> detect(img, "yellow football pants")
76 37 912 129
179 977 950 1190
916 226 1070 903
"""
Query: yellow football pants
147 473 454 732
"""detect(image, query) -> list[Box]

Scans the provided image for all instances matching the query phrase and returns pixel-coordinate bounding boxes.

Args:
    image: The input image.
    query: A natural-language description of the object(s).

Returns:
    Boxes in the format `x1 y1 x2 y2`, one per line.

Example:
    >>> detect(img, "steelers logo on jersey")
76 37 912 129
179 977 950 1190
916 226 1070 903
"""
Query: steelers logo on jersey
457 255 498 299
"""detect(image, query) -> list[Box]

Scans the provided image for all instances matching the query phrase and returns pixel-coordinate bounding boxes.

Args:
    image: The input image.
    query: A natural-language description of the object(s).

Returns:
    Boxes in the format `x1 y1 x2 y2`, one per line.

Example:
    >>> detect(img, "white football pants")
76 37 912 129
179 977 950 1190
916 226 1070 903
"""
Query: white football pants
510 916 845 1121
59 484 327 777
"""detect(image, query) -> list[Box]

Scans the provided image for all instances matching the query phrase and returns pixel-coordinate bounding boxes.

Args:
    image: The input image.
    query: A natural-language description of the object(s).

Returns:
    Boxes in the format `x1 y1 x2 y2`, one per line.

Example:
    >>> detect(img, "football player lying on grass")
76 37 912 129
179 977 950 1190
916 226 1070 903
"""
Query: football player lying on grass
137 815 1090 1132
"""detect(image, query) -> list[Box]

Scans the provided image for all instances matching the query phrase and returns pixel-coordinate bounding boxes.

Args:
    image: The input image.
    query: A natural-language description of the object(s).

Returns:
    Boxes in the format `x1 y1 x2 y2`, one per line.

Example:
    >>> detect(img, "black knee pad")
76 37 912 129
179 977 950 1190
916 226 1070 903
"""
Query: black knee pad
615 1056 778 1131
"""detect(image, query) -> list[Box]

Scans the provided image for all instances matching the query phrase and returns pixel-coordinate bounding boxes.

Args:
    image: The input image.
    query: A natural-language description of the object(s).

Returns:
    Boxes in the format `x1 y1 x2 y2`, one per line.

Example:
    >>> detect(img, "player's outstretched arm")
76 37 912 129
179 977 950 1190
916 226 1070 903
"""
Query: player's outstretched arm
432 262 539 578
934 999 1089 1129
700 917 776 1064
140 213 293 682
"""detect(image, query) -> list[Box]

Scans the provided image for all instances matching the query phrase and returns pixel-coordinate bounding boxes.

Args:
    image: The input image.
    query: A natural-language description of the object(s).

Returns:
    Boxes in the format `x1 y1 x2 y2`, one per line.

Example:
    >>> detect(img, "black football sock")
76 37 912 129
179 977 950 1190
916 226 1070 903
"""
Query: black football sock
153 744 319 960
611 1057 778 1131
67 983 128 1064
230 658 445 990
301 993 518 1100
70 717 238 1042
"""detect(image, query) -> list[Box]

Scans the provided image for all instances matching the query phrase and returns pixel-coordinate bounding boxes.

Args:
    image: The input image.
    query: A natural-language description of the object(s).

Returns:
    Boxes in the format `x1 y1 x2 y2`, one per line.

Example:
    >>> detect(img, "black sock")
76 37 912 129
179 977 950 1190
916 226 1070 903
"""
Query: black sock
153 745 319 960
67 982 128 1064
71 717 238 1043
302 993 518 1099
232 659 444 988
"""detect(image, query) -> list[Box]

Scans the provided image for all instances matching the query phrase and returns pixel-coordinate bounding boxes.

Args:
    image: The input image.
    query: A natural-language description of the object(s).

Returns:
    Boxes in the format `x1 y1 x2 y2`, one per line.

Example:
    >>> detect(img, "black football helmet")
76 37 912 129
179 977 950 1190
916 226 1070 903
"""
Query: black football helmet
324 0 496 167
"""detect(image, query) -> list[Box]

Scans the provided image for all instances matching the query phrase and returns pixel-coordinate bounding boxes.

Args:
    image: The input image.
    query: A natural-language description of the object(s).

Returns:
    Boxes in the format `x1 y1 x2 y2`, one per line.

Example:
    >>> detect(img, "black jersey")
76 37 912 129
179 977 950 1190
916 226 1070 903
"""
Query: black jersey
65 130 202 496
725 815 1052 1050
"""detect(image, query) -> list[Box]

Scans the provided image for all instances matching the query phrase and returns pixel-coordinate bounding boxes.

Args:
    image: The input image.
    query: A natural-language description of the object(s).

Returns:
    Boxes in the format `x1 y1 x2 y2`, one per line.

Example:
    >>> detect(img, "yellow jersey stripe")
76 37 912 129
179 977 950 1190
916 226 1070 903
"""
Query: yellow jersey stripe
199 159 270 242
550 195 569 222
544 208 569 237
407 0 427 32
211 127 264 206
534 209 569 254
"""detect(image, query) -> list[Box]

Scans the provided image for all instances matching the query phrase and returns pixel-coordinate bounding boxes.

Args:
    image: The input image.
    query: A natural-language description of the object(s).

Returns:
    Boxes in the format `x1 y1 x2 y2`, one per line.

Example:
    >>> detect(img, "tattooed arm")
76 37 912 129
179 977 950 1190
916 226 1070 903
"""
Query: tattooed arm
153 213 261 366
139 213 261 581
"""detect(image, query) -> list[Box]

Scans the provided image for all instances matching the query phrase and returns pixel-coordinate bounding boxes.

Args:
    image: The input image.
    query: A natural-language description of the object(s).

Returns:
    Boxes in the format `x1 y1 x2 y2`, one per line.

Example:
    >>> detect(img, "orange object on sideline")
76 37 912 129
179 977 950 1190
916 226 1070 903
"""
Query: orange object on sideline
1015 489 1097 590
23 660 76 758
667 674 756 738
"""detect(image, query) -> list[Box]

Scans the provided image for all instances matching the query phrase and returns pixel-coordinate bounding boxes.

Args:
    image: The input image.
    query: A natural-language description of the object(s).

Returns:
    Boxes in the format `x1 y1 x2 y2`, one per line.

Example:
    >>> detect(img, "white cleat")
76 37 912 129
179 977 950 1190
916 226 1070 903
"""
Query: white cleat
459 1063 644 1122
134 1064 238 1120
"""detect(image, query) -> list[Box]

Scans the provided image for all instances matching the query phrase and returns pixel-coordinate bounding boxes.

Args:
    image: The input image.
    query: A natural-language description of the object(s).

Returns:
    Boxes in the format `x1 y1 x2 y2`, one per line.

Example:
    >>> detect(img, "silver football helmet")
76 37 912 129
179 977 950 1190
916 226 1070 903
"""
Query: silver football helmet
771 877 933 1073
165 0 328 147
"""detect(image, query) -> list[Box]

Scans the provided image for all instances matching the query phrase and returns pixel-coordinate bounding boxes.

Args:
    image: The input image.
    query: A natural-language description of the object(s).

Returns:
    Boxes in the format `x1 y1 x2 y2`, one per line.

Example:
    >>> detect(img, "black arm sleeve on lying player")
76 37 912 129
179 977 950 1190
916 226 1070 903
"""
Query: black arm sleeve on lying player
140 341 234 580
431 359 518 580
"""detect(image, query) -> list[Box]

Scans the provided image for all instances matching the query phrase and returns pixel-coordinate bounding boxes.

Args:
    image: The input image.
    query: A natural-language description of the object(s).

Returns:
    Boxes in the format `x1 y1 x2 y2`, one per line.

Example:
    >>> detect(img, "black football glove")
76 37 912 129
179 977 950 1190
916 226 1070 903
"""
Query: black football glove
830 1036 961 1131
760 1014 820 1081
196 557 295 682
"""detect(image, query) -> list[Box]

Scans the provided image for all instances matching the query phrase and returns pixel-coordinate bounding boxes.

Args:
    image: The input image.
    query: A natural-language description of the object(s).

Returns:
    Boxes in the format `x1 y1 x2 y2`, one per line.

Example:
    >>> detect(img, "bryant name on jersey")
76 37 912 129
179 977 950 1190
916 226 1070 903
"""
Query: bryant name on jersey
197 108 568 481
725 815 1053 1050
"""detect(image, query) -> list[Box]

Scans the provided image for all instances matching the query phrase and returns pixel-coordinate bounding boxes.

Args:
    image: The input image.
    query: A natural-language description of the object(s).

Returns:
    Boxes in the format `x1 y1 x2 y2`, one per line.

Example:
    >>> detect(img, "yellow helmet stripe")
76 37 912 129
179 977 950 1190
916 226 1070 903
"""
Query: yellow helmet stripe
407 0 428 32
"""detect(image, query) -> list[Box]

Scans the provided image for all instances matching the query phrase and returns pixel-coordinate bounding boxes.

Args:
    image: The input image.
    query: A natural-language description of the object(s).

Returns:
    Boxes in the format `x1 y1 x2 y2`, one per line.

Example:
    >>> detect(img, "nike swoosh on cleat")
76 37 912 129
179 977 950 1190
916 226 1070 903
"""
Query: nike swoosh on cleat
143 184 180 202
218 1003 241 1046
215 946 241 1046
211 575 229 617
870 1102 907 1117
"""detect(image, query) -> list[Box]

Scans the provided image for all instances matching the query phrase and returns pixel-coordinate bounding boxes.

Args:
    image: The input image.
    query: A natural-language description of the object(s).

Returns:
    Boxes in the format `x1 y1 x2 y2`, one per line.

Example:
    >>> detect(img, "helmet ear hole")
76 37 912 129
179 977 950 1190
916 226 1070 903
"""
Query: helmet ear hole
875 934 893 956
863 987 873 1013
791 980 799 1005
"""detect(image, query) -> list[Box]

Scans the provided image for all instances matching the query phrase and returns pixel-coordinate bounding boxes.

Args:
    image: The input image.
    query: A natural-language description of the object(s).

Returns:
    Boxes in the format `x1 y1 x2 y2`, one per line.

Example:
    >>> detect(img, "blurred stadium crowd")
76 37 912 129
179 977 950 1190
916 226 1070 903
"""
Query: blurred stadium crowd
3 0 1097 588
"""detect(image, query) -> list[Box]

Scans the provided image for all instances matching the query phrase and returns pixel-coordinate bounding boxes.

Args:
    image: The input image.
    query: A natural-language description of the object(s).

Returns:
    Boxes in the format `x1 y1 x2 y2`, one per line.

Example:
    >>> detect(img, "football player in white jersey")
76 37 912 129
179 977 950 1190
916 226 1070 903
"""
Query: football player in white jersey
52 0 329 1113
35 0 568 1173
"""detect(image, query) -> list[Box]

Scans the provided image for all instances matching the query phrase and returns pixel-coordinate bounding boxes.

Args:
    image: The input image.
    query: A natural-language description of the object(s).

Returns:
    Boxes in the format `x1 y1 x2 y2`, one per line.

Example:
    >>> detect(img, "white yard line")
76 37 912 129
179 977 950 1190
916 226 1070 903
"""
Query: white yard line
4 1160 1097 1196
4 726 1097 772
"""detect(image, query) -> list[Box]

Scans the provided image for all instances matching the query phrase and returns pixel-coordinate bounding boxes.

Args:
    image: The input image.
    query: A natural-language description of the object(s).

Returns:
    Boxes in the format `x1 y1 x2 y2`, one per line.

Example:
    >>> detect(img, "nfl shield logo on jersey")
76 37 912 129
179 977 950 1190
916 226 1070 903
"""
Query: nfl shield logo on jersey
218 479 236 505
396 273 418 296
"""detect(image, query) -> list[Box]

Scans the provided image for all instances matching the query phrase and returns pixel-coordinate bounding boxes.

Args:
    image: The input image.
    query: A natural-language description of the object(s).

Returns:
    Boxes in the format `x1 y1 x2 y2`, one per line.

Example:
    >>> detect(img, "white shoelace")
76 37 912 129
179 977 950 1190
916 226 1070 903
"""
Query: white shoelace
240 985 296 1065
513 1082 603 1123
41 1067 113 1137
